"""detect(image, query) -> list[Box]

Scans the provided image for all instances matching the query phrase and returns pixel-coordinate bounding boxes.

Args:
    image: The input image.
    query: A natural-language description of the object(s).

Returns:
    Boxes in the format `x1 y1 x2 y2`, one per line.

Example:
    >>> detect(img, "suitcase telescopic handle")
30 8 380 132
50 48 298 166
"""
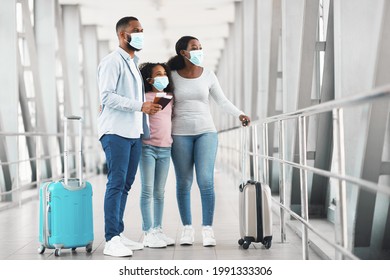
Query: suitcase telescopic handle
240 126 248 191
63 115 83 187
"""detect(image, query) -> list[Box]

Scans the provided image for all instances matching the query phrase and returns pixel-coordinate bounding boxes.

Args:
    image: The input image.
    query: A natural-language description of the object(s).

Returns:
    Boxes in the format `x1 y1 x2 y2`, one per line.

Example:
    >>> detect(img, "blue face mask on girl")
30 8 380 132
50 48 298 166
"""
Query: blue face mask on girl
152 76 169 91
185 50 204 66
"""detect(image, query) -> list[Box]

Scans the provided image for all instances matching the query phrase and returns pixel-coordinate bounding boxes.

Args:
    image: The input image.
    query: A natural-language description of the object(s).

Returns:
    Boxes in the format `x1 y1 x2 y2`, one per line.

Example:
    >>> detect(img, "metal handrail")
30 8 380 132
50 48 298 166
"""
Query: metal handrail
0 131 80 136
258 84 390 123
271 197 359 260
0 131 101 205
218 84 390 260
248 153 390 197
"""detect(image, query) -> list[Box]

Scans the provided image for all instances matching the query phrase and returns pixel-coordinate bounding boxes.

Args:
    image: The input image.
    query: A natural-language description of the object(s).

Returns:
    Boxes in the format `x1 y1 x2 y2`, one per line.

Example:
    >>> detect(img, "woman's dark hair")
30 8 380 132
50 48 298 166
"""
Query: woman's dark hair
167 36 198 70
139 62 174 93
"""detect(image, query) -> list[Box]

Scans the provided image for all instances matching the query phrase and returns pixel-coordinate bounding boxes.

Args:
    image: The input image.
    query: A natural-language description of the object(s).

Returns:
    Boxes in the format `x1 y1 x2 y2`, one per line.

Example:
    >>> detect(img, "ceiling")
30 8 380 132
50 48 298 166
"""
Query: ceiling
58 0 241 71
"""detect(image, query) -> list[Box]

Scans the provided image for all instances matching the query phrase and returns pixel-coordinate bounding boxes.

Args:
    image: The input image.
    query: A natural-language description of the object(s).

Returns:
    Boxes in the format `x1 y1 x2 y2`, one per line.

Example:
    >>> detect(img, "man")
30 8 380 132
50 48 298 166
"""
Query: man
97 16 161 257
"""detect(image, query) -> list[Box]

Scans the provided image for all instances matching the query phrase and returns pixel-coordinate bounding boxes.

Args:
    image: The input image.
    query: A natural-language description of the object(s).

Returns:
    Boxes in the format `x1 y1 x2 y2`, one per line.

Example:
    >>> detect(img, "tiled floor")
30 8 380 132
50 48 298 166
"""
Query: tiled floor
0 162 321 260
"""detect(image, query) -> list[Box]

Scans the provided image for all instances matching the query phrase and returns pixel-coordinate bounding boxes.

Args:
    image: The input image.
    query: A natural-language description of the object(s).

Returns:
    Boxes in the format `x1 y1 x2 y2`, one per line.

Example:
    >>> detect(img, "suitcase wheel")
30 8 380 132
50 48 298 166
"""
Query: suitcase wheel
54 248 61 257
263 240 272 249
239 237 253 249
86 243 93 253
37 245 45 254
242 241 250 249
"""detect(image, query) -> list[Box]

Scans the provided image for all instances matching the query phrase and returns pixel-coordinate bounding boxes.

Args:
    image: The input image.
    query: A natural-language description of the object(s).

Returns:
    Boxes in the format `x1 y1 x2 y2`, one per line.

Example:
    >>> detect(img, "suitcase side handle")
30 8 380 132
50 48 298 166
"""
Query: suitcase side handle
63 116 83 187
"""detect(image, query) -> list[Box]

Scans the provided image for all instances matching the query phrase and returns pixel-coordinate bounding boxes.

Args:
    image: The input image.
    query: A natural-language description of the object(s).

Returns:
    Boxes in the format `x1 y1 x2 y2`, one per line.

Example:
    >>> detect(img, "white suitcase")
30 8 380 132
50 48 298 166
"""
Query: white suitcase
238 180 272 249
238 127 272 249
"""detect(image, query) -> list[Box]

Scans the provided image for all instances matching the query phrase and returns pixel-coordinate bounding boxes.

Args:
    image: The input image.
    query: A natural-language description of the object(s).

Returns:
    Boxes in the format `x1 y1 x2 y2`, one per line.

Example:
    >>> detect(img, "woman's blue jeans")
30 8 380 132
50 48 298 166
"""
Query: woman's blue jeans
100 134 142 241
139 144 171 232
171 132 218 226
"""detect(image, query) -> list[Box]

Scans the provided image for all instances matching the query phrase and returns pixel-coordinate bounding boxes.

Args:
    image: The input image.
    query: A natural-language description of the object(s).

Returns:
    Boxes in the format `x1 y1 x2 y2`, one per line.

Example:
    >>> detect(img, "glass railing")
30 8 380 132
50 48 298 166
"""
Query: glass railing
217 84 390 260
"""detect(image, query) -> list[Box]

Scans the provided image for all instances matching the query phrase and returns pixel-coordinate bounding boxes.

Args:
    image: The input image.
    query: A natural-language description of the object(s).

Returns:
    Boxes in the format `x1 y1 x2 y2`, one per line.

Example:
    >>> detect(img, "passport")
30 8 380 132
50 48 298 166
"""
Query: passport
153 92 173 110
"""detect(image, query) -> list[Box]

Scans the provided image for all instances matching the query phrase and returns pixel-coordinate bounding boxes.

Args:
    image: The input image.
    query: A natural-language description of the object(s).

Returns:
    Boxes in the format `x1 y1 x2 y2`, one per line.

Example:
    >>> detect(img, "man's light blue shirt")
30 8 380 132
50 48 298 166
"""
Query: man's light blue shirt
97 47 149 140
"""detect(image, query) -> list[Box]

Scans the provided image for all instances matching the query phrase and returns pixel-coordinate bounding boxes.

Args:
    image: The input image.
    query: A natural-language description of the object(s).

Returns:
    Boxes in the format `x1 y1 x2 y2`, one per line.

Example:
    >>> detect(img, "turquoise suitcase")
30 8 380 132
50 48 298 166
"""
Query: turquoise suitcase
38 180 93 256
38 116 93 256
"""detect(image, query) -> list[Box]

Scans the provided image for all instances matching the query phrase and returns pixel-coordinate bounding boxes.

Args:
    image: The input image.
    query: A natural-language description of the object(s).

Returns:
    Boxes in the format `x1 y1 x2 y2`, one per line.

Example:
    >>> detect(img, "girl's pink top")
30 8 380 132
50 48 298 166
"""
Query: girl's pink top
142 91 173 147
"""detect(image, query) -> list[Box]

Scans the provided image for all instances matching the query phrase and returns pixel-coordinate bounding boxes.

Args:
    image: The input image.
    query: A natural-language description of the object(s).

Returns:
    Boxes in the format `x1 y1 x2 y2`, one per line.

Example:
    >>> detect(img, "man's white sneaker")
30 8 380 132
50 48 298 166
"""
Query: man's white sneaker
143 229 167 248
180 225 194 245
120 233 144 251
103 236 133 257
202 226 216 247
155 227 175 246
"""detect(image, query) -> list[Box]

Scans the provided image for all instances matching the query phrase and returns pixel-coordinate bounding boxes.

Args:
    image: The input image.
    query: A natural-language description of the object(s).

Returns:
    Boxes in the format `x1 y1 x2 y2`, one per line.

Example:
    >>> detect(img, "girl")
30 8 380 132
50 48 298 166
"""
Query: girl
139 62 175 248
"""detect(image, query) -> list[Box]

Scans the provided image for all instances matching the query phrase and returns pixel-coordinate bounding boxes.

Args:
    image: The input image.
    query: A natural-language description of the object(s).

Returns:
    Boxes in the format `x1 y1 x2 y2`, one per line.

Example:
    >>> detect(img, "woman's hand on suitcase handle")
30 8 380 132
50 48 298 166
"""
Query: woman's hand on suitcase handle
239 114 251 127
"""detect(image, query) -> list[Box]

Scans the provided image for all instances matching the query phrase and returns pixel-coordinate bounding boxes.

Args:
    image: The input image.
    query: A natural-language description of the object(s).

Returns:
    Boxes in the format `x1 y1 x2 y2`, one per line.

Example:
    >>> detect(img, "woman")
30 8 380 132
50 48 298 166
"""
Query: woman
139 62 175 248
167 36 250 247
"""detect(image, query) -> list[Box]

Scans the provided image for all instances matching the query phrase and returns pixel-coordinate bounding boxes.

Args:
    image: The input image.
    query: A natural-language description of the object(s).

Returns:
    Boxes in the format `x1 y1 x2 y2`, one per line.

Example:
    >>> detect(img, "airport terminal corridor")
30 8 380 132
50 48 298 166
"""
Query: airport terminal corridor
0 163 322 260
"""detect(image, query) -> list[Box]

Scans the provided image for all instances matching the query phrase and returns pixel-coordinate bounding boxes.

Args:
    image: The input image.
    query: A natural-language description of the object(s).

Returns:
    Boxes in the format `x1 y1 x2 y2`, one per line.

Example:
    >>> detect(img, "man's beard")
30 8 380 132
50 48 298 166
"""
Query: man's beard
126 36 141 52
126 43 140 52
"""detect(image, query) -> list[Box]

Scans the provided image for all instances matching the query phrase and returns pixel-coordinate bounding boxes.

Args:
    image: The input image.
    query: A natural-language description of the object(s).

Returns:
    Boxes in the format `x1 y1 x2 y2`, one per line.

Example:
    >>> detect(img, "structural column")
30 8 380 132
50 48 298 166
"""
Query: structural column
369 1 390 257
242 0 256 118
281 0 305 214
35 0 59 176
82 25 100 173
62 5 82 117
333 0 389 258
82 25 99 136
98 40 110 61
233 1 244 113
0 0 19 198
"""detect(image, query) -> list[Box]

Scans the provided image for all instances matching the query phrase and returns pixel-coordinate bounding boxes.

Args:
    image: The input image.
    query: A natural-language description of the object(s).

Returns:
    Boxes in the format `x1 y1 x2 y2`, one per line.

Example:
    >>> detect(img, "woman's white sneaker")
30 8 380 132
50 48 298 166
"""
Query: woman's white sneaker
180 225 195 245
143 229 167 248
155 227 175 246
103 236 133 257
202 226 216 247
